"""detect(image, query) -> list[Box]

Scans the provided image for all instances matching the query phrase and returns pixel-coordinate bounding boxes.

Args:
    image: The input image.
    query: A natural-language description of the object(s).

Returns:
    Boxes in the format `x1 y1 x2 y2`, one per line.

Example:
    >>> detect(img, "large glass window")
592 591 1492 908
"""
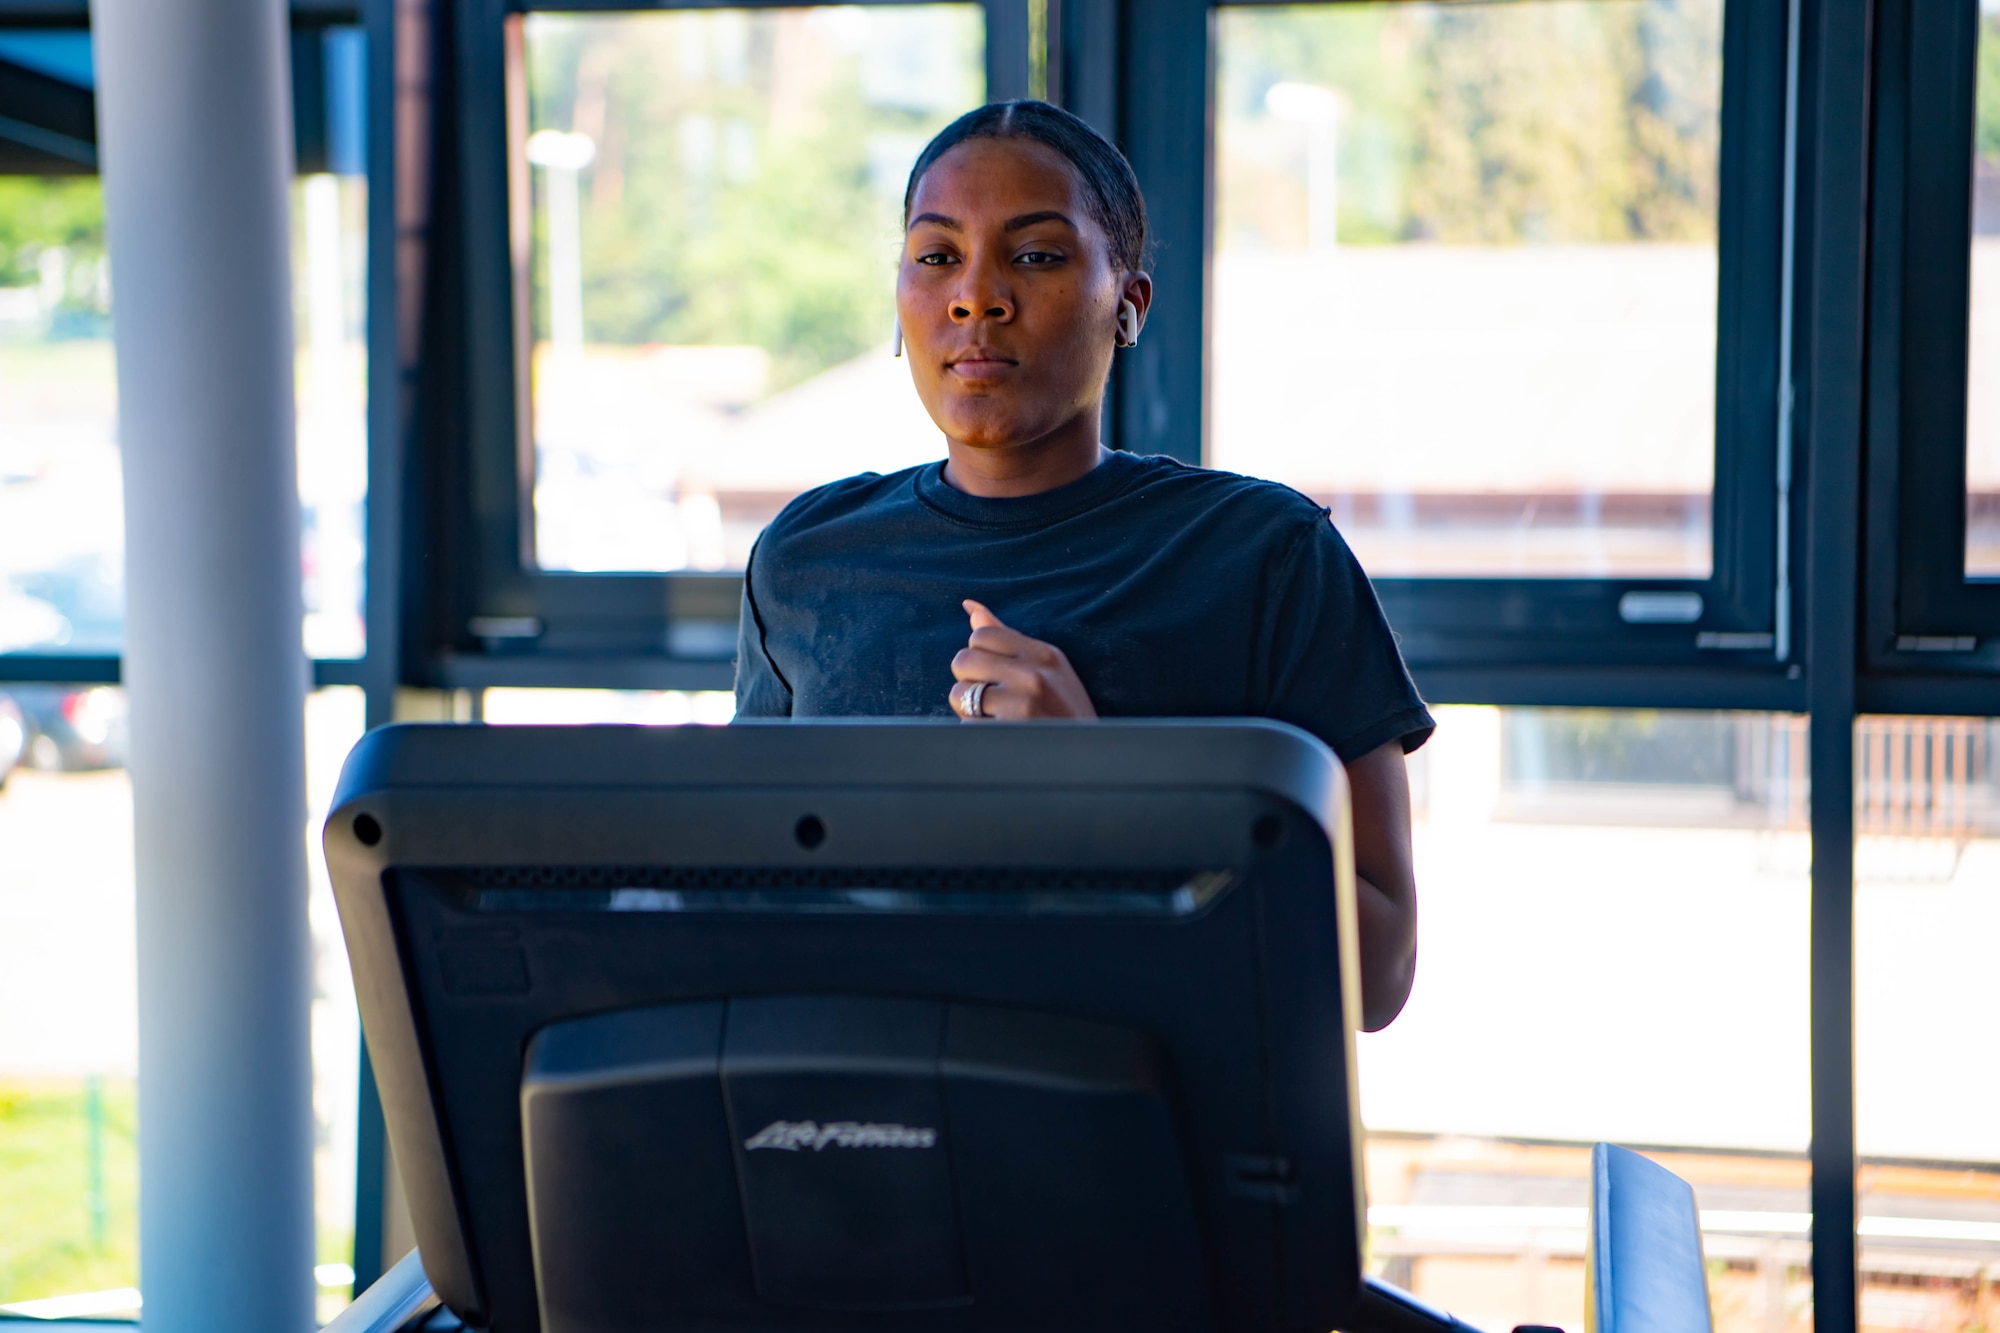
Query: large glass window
305 687 366 1323
293 166 370 661
1853 716 2000 1333
1213 2 1724 580
0 685 366 1320
0 686 136 1317
520 5 982 573
0 177 119 657
1361 706 1811 1333
0 24 372 1318
0 29 368 662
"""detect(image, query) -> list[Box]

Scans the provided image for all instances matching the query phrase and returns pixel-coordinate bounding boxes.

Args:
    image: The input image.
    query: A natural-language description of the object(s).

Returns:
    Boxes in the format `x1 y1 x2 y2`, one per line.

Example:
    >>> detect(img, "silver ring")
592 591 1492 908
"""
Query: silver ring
963 681 988 719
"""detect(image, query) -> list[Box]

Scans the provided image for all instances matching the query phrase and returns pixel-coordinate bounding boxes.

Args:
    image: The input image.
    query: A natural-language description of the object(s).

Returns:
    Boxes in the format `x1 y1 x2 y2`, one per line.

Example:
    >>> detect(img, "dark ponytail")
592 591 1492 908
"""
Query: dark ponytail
903 100 1150 273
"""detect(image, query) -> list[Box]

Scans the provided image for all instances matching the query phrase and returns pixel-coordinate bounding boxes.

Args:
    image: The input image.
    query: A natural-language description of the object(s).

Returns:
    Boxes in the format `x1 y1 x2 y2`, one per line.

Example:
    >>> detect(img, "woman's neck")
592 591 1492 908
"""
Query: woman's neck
942 411 1109 498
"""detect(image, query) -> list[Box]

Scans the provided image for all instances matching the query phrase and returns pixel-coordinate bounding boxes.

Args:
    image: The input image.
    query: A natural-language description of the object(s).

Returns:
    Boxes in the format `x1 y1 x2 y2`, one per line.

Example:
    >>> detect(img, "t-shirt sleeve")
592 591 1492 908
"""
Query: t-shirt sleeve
1257 514 1434 763
733 539 794 718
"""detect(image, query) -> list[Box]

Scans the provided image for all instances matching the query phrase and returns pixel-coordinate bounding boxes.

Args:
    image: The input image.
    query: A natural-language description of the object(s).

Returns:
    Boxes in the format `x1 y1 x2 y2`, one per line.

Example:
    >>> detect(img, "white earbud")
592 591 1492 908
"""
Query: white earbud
892 321 904 358
1116 299 1140 348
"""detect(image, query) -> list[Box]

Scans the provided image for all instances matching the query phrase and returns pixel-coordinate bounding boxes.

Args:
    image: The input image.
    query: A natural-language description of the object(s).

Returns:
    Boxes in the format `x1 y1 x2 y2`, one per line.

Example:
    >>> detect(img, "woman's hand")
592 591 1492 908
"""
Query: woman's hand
948 600 1098 720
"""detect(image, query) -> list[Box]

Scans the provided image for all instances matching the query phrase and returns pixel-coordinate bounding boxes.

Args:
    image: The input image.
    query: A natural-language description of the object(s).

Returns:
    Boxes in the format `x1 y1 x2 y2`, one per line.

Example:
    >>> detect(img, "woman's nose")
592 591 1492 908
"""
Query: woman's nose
950 271 1013 324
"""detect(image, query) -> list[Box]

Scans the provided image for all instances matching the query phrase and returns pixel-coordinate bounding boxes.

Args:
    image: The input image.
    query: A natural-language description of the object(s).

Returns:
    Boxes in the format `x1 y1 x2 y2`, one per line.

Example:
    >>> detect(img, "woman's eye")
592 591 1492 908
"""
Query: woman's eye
915 252 957 267
1017 250 1064 265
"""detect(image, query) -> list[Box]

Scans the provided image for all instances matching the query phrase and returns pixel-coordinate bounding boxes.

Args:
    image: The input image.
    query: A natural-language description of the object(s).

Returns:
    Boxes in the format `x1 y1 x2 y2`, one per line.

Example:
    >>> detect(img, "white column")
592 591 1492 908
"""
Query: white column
89 0 314 1329
1304 107 1340 253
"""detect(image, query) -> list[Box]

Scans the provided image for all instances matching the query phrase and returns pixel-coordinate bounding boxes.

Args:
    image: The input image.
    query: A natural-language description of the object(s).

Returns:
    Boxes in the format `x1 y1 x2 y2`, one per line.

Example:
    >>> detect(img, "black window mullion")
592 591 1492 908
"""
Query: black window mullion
1110 0 1206 467
987 0 1032 102
1865 0 2000 678
1891 0 1984 633
1896 0 1976 624
1712 0 1793 638
1797 0 1873 1326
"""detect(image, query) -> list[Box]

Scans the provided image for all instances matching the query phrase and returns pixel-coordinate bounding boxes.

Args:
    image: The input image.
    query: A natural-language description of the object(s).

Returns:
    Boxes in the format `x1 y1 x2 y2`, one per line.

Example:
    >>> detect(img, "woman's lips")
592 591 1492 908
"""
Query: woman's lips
948 357 1017 379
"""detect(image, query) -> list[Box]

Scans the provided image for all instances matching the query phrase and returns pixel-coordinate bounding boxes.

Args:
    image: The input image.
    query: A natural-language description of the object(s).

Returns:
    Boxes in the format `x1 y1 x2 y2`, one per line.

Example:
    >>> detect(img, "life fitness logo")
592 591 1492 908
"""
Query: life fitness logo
743 1120 938 1152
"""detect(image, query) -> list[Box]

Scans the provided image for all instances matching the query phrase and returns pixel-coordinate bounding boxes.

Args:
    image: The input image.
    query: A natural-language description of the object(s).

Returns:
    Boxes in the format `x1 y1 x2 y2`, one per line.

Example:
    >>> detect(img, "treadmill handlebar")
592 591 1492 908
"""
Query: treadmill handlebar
322 1248 438 1333
1354 1275 1491 1333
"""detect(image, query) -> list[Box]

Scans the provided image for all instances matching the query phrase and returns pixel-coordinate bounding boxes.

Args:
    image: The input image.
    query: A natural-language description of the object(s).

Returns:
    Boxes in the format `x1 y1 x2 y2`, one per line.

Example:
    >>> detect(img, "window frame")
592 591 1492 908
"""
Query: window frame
1864 0 2000 692
426 0 1808 706
419 0 1028 693
1112 0 1801 708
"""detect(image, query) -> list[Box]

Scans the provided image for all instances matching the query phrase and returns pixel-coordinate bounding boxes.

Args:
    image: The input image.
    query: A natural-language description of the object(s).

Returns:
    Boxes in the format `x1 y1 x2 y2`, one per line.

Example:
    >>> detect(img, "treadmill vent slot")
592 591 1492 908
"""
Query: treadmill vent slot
442 865 1238 919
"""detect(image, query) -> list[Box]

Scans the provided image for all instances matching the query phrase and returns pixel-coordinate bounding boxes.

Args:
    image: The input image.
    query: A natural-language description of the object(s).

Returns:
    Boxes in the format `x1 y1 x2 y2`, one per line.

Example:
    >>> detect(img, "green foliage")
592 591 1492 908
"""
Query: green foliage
0 1080 138 1306
1412 9 1628 241
1409 2 1719 243
570 82 897 388
528 9 979 386
0 177 105 288
1220 0 1722 247
1979 17 2000 166
1504 708 1738 786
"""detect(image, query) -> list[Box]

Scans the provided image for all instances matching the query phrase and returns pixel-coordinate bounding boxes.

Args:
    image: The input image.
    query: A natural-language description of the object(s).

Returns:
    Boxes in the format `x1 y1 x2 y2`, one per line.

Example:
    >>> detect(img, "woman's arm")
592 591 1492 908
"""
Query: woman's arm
946 601 1420 1029
732 548 795 718
1345 739 1417 1032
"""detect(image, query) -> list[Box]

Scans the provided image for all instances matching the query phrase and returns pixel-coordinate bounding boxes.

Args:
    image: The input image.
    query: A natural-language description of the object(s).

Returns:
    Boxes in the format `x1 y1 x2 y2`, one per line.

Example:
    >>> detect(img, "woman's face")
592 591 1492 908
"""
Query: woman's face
898 138 1149 454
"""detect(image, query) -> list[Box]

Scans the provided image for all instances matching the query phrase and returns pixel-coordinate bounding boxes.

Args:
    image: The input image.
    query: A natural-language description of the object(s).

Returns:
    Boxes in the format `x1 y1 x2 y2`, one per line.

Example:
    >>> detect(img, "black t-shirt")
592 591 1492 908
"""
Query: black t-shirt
734 451 1433 763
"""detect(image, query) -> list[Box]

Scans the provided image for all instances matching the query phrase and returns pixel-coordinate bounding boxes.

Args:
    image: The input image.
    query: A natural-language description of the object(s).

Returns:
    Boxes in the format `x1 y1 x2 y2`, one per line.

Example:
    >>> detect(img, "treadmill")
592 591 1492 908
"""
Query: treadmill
320 720 1714 1333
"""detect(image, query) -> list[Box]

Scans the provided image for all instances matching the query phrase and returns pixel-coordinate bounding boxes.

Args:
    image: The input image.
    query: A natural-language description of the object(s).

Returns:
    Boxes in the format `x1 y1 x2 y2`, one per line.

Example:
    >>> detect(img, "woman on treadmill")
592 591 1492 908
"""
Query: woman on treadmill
733 100 1433 1030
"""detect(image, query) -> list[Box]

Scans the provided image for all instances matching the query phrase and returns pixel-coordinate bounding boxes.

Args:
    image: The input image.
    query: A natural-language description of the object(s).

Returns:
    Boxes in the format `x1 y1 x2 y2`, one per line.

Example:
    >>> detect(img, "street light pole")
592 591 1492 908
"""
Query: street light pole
525 129 596 462
1265 81 1342 251
526 129 596 363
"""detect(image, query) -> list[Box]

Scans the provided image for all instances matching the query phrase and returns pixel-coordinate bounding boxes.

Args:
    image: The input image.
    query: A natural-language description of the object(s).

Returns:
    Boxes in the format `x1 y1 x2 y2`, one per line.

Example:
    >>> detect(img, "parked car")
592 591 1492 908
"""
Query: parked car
0 694 25 789
3 685 129 772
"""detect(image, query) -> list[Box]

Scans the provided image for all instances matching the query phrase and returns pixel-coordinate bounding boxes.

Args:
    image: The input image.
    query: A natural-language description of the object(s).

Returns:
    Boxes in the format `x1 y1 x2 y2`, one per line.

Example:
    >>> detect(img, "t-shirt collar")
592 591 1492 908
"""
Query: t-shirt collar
912 448 1149 530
